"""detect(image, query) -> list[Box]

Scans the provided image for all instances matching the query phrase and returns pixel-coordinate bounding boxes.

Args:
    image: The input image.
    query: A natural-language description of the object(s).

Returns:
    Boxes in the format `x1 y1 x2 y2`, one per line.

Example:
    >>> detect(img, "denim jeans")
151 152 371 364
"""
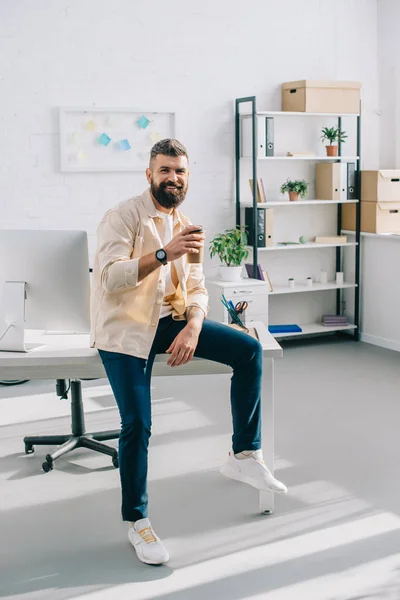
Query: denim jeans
99 316 263 522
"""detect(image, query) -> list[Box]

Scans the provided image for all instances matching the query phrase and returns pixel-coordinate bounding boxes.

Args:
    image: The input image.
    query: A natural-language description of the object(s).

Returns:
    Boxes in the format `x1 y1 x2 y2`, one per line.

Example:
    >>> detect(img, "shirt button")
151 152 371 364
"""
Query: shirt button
152 322 156 327
156 300 161 305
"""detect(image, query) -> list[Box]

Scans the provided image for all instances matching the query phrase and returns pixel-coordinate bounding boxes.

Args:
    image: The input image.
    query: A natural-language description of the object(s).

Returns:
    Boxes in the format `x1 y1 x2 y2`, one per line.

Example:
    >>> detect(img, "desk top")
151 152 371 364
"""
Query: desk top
0 322 282 380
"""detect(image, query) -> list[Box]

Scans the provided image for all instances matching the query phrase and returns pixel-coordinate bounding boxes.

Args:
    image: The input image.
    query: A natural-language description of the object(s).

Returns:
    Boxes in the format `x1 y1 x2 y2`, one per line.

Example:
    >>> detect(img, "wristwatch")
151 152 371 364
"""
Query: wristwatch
155 248 168 266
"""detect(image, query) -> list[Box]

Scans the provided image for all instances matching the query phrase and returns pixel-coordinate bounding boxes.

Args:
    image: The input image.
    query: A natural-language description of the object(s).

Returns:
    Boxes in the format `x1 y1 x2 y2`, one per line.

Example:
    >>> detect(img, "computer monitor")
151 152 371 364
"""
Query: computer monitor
0 230 91 352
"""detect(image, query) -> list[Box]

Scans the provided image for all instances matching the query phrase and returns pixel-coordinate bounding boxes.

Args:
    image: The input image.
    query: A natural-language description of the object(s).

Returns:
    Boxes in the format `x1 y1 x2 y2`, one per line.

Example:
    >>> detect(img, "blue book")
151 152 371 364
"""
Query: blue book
268 324 302 334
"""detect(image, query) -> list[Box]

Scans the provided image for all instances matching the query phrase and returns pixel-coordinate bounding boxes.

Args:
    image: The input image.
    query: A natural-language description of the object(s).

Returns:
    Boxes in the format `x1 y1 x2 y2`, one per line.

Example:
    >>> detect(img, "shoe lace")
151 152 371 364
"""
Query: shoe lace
137 526 157 544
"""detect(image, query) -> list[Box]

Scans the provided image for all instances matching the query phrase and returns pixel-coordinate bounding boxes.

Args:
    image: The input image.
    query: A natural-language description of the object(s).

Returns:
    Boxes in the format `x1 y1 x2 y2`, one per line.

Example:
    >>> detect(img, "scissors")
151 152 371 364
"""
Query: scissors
235 301 248 314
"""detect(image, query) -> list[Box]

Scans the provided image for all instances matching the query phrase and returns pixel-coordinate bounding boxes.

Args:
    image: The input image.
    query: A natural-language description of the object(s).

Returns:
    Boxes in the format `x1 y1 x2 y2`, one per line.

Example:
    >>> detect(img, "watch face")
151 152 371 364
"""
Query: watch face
156 249 166 261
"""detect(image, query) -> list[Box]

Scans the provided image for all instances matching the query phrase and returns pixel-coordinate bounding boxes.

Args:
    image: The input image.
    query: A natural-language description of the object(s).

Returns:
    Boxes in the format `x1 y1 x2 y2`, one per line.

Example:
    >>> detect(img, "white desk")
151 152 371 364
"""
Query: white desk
0 322 282 514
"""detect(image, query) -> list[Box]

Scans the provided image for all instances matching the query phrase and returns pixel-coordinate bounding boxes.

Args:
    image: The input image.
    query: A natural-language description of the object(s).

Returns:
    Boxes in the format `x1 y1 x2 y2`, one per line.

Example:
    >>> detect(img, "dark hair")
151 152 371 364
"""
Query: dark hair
149 139 188 165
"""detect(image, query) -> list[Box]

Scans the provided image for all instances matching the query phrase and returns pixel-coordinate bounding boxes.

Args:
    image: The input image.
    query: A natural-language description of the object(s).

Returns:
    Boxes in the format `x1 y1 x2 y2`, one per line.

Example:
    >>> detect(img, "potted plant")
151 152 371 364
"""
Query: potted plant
320 126 347 157
209 226 249 281
280 179 309 202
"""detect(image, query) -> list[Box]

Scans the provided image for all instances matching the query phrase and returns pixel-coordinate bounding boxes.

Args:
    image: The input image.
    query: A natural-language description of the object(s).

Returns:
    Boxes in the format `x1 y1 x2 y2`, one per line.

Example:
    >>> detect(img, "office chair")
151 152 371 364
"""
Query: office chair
24 379 120 472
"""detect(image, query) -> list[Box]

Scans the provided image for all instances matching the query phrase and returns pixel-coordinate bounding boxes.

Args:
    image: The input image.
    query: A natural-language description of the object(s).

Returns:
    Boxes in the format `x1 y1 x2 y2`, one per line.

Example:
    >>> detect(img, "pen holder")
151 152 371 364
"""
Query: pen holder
228 310 247 327
239 311 247 326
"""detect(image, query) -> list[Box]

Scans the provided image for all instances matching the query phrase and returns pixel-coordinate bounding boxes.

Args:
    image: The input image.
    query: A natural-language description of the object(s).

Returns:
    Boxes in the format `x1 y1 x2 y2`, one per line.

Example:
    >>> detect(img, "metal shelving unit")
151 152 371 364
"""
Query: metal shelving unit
235 96 361 340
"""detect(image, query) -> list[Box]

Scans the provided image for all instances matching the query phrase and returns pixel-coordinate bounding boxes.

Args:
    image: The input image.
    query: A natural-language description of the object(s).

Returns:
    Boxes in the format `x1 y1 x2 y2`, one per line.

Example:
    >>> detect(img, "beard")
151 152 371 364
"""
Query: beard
150 178 187 210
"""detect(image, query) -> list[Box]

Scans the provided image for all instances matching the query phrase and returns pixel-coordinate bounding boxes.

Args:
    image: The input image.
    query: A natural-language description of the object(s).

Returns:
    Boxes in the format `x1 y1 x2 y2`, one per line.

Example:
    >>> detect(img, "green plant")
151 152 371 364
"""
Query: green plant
320 126 347 145
280 178 309 198
209 226 249 267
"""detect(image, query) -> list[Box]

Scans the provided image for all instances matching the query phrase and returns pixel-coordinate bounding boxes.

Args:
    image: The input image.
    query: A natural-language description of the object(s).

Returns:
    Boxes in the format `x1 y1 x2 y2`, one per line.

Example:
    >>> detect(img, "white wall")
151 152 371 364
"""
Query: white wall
378 0 399 168
354 0 400 351
0 0 380 275
360 235 400 352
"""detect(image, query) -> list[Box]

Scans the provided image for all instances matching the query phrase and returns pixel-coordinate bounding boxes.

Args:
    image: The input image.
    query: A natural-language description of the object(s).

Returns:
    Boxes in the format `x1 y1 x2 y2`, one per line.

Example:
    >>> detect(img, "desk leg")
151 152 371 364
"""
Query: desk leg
259 357 274 515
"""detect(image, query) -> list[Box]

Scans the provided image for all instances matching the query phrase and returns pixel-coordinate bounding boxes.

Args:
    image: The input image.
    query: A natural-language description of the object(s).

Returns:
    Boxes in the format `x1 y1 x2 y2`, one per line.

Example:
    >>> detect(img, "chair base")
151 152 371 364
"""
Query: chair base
23 379 120 472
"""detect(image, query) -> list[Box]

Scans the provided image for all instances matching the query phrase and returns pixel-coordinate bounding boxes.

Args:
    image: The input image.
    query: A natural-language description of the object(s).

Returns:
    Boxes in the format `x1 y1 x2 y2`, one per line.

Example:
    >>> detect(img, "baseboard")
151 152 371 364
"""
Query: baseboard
361 332 400 353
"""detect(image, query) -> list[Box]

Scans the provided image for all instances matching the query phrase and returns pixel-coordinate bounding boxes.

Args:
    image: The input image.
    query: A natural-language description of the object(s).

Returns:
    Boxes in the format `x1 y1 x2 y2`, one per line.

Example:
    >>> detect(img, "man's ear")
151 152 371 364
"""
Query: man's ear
145 168 152 184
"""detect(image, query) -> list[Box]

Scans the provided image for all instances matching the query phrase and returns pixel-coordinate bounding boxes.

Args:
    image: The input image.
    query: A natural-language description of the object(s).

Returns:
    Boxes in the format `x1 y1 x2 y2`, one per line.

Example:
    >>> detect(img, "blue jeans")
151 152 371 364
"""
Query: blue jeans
99 316 263 522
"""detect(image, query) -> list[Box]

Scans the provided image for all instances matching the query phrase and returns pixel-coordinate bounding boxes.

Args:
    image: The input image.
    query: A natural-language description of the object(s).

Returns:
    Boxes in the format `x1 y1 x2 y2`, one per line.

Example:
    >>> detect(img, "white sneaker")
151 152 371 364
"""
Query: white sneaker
128 518 169 565
220 450 288 494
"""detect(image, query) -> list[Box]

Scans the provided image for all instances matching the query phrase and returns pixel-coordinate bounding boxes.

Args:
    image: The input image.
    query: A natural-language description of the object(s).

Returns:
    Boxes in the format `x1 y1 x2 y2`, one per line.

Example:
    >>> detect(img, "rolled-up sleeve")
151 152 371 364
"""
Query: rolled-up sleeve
97 210 141 293
186 264 209 316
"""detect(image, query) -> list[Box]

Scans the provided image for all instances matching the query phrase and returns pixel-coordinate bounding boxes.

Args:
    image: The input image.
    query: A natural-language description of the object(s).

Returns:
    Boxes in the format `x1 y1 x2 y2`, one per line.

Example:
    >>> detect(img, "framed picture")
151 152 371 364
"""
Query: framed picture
245 263 264 280
245 264 273 291
59 107 176 172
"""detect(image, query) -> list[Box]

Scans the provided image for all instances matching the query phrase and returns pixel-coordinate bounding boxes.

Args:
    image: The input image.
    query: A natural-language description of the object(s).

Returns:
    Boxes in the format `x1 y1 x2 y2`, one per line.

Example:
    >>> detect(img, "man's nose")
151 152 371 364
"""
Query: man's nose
169 171 178 182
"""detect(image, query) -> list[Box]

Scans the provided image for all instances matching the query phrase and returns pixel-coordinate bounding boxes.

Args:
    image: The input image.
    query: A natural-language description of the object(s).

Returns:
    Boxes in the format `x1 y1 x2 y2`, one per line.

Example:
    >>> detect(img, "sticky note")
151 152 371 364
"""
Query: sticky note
67 133 82 145
85 120 97 132
99 133 111 146
137 115 150 129
150 131 163 143
118 139 131 151
76 150 87 162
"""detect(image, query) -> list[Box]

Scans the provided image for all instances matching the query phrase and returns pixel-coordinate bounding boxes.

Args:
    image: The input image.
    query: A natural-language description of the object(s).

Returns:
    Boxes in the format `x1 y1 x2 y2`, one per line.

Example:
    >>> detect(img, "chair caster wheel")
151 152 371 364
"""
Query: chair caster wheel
42 457 54 472
25 443 34 454
112 455 119 469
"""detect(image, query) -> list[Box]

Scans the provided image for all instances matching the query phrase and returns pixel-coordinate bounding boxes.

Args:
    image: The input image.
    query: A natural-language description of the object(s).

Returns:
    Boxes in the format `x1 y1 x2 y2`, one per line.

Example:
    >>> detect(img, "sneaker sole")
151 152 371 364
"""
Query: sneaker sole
132 544 169 565
220 463 287 494
129 535 169 565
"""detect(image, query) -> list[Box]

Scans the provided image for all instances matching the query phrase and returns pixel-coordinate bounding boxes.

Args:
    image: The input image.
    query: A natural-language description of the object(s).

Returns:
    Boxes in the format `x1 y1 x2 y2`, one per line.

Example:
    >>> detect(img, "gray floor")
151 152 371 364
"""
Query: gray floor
1 337 400 600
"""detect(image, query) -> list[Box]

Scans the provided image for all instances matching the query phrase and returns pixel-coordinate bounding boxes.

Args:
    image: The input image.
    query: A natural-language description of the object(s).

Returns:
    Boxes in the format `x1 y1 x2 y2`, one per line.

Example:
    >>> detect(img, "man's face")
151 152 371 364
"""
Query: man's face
146 154 189 210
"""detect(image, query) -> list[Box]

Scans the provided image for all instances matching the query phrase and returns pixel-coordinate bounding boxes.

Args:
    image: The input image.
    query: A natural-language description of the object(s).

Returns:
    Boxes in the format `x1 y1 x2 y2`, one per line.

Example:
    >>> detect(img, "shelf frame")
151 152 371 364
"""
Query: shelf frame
240 111 361 118
241 199 359 207
234 96 362 341
251 242 358 251
241 156 359 161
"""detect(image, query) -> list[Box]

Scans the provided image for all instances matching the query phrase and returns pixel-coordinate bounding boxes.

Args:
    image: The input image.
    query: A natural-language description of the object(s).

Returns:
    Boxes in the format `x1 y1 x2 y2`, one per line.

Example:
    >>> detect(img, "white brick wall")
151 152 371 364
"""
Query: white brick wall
0 0 380 274
378 0 400 168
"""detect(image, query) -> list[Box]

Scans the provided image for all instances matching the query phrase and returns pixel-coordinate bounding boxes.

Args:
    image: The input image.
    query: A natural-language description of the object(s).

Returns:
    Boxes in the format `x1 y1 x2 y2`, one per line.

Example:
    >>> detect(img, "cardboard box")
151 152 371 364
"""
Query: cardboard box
342 202 400 233
314 235 348 244
361 170 400 202
282 80 361 114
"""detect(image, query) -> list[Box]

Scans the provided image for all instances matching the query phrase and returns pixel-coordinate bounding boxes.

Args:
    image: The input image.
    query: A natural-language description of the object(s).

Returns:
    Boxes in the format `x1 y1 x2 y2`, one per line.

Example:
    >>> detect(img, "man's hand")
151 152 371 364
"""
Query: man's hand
165 322 201 367
164 226 204 262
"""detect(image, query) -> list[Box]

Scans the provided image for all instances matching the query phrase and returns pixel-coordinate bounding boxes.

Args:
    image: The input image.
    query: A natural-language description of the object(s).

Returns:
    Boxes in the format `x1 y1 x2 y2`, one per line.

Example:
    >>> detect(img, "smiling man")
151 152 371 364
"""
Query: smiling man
90 139 287 566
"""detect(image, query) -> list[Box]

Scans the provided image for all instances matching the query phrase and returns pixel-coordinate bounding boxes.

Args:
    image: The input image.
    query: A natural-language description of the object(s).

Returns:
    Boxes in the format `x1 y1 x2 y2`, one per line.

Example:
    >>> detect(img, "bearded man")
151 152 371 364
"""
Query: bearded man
90 139 287 565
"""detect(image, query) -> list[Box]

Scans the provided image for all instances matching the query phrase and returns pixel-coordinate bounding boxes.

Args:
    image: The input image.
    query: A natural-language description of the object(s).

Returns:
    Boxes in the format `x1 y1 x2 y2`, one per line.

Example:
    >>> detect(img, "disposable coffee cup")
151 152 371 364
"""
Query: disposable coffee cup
187 228 204 264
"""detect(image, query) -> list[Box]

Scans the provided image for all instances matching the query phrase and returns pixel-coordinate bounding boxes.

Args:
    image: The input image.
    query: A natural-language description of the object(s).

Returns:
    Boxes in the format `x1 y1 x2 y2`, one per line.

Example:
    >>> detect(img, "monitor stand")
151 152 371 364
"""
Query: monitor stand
0 281 28 352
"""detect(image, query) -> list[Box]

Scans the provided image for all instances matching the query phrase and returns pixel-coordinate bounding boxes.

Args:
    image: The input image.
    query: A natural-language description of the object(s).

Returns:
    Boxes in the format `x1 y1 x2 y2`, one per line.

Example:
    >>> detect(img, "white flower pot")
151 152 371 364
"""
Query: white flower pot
218 265 243 282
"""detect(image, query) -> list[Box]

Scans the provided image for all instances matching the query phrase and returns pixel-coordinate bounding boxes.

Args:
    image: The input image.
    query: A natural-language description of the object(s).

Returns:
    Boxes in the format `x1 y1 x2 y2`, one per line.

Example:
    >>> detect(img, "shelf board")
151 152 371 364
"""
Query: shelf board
240 111 360 118
270 282 357 295
342 229 400 240
242 199 359 207
241 156 359 162
272 323 357 339
251 242 358 251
